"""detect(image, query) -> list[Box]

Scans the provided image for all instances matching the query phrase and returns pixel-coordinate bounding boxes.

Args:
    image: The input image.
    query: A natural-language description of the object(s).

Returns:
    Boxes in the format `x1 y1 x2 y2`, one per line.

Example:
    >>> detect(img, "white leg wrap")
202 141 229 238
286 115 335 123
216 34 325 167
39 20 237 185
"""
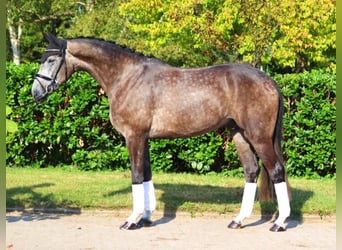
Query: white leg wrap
234 182 257 223
274 182 291 226
143 180 156 212
141 181 156 220
127 184 145 223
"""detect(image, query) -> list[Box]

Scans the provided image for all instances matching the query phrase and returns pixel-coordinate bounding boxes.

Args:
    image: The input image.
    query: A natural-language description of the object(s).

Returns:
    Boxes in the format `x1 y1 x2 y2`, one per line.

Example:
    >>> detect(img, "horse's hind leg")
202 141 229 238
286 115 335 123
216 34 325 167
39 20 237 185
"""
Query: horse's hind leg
251 139 291 232
228 131 259 229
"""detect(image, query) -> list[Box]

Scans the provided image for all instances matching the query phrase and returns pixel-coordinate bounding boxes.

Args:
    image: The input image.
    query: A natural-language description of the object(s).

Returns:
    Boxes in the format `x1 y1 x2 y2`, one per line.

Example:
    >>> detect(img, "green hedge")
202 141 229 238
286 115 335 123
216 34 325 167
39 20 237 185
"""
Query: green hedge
6 63 336 178
273 71 336 178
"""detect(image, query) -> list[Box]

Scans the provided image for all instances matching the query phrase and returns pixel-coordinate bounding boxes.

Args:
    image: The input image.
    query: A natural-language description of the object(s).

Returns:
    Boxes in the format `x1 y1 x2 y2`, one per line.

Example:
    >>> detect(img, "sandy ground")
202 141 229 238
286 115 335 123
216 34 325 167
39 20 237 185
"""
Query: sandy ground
6 211 335 250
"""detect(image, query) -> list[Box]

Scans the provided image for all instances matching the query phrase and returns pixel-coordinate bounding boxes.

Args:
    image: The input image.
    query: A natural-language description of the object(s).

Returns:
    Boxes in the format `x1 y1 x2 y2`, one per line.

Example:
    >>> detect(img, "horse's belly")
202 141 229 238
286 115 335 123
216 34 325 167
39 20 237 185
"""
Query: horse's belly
149 106 228 139
148 80 232 138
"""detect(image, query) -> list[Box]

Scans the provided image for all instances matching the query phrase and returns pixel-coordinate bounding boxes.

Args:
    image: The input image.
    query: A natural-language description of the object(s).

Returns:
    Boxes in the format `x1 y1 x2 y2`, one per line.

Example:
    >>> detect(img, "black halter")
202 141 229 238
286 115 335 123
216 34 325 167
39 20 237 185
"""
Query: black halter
34 47 67 97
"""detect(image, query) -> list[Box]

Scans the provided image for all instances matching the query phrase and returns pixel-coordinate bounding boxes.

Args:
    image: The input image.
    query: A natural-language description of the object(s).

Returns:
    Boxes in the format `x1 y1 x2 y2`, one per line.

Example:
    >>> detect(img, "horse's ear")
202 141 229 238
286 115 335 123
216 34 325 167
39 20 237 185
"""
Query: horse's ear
43 33 58 43
43 33 51 43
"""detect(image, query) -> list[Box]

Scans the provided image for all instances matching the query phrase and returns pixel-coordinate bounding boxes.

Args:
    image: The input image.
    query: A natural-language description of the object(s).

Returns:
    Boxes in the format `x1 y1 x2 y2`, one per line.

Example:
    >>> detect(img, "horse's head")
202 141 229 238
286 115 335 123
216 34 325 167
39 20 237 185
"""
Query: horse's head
32 33 71 102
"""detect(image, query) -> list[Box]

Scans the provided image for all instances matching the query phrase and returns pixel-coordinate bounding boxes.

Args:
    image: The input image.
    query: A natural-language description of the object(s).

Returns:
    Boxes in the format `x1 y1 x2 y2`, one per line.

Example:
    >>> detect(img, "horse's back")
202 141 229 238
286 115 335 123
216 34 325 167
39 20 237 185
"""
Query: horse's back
148 63 280 139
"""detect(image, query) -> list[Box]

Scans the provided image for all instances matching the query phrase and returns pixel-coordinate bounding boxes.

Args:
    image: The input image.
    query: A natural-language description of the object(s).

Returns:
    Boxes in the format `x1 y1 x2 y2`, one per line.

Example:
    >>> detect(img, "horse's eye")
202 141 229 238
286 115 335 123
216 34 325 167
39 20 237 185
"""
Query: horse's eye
47 58 55 63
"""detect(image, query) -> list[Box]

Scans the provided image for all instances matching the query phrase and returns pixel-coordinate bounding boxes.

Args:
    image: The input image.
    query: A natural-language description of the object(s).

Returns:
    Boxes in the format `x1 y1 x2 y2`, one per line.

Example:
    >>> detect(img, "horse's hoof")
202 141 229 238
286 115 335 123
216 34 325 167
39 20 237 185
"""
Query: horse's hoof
120 221 137 230
136 218 153 228
227 220 242 229
269 224 286 232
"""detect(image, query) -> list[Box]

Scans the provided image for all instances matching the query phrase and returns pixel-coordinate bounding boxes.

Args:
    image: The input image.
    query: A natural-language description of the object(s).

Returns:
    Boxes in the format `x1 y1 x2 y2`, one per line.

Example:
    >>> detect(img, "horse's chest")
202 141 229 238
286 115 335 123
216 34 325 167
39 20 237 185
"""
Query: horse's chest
108 91 153 136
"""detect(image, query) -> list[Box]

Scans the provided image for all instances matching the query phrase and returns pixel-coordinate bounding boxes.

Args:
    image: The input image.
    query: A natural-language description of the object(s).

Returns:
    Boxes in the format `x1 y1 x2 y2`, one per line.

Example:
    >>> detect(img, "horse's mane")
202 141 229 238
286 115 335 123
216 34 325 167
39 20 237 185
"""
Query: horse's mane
42 33 166 64
68 36 166 64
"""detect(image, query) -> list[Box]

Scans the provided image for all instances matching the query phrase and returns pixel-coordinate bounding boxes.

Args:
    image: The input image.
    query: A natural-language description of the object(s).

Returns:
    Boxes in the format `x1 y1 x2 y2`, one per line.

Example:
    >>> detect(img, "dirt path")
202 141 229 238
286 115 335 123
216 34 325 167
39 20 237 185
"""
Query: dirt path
6 211 335 250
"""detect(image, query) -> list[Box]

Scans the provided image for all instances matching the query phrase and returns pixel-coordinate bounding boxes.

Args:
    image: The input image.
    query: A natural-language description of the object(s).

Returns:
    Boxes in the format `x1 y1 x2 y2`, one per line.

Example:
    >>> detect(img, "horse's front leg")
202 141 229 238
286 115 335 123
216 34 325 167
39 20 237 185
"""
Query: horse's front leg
120 135 156 230
137 138 156 228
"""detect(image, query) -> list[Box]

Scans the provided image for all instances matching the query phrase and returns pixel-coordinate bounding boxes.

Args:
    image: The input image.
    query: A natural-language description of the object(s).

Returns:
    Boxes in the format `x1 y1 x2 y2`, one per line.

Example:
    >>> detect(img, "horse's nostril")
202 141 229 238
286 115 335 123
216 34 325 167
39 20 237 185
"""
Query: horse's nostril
32 86 47 102
34 94 48 102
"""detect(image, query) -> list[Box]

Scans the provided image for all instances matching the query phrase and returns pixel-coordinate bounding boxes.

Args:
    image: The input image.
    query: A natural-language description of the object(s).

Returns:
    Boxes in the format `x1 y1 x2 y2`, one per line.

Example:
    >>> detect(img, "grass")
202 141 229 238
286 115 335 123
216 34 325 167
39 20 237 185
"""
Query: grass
6 167 335 219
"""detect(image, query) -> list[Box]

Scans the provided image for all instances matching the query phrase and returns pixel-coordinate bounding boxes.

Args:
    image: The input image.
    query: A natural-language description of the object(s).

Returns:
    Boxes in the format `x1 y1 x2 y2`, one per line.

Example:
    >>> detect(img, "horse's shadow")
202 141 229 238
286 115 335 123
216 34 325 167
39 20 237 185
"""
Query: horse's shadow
106 182 313 228
6 183 81 222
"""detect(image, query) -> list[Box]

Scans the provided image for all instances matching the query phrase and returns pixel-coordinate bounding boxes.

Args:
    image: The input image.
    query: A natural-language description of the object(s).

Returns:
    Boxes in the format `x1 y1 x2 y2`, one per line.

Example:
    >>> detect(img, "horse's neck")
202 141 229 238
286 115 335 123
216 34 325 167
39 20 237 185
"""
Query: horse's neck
66 40 137 93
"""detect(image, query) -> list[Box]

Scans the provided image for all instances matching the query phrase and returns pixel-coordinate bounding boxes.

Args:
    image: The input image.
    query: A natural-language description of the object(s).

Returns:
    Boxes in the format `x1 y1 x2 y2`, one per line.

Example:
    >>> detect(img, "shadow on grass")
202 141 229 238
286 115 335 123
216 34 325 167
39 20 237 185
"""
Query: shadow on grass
6 183 81 222
106 183 313 227
6 181 313 227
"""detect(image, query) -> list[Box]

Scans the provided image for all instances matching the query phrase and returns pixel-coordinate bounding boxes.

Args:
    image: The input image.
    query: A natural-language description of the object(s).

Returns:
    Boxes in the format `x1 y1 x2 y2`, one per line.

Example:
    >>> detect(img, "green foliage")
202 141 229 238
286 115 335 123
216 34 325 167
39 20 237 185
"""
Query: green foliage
115 0 335 71
6 0 78 63
6 106 18 133
7 0 335 73
274 70 336 178
6 62 129 170
6 63 336 178
65 0 126 40
5 0 336 177
150 134 224 174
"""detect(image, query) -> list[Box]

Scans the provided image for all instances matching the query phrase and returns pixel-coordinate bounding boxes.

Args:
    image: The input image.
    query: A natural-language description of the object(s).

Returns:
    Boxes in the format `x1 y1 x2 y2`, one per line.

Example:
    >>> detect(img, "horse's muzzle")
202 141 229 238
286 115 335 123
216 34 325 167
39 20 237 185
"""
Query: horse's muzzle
32 80 49 102
33 92 48 102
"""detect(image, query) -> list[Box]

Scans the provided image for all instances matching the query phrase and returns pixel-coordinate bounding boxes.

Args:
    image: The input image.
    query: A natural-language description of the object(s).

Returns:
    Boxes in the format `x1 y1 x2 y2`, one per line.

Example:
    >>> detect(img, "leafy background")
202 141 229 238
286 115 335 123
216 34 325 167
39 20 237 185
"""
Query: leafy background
7 0 335 72
6 64 336 178
6 0 336 178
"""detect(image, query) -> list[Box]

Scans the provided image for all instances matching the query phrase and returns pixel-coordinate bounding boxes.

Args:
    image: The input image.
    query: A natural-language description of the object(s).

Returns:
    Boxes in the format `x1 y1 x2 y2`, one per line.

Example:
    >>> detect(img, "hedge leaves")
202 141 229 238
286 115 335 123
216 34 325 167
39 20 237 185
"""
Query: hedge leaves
6 63 335 178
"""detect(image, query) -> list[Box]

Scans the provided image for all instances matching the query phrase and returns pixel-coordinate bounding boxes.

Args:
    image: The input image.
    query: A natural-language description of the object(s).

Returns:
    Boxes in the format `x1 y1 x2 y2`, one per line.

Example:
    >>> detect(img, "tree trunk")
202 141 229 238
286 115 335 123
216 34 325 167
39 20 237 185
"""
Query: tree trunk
88 0 95 10
7 18 22 65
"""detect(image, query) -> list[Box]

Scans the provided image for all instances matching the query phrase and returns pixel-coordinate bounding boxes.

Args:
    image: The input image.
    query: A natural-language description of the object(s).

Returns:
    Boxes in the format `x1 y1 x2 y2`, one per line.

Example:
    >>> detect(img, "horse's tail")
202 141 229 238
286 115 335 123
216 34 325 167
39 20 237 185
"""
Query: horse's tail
259 88 291 201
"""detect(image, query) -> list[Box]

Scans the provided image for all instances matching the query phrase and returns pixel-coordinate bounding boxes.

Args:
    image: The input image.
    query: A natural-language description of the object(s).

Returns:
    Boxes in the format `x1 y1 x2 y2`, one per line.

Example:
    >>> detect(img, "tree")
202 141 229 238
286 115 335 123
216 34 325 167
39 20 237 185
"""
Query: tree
271 0 336 72
6 0 77 64
116 0 335 71
65 0 126 40
6 0 26 65
7 0 336 72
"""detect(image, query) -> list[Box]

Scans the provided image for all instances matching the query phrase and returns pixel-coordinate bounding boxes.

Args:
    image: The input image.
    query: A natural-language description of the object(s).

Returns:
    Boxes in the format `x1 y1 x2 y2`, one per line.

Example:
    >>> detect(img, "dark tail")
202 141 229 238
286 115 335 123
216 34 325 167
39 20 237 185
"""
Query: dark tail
259 89 291 201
